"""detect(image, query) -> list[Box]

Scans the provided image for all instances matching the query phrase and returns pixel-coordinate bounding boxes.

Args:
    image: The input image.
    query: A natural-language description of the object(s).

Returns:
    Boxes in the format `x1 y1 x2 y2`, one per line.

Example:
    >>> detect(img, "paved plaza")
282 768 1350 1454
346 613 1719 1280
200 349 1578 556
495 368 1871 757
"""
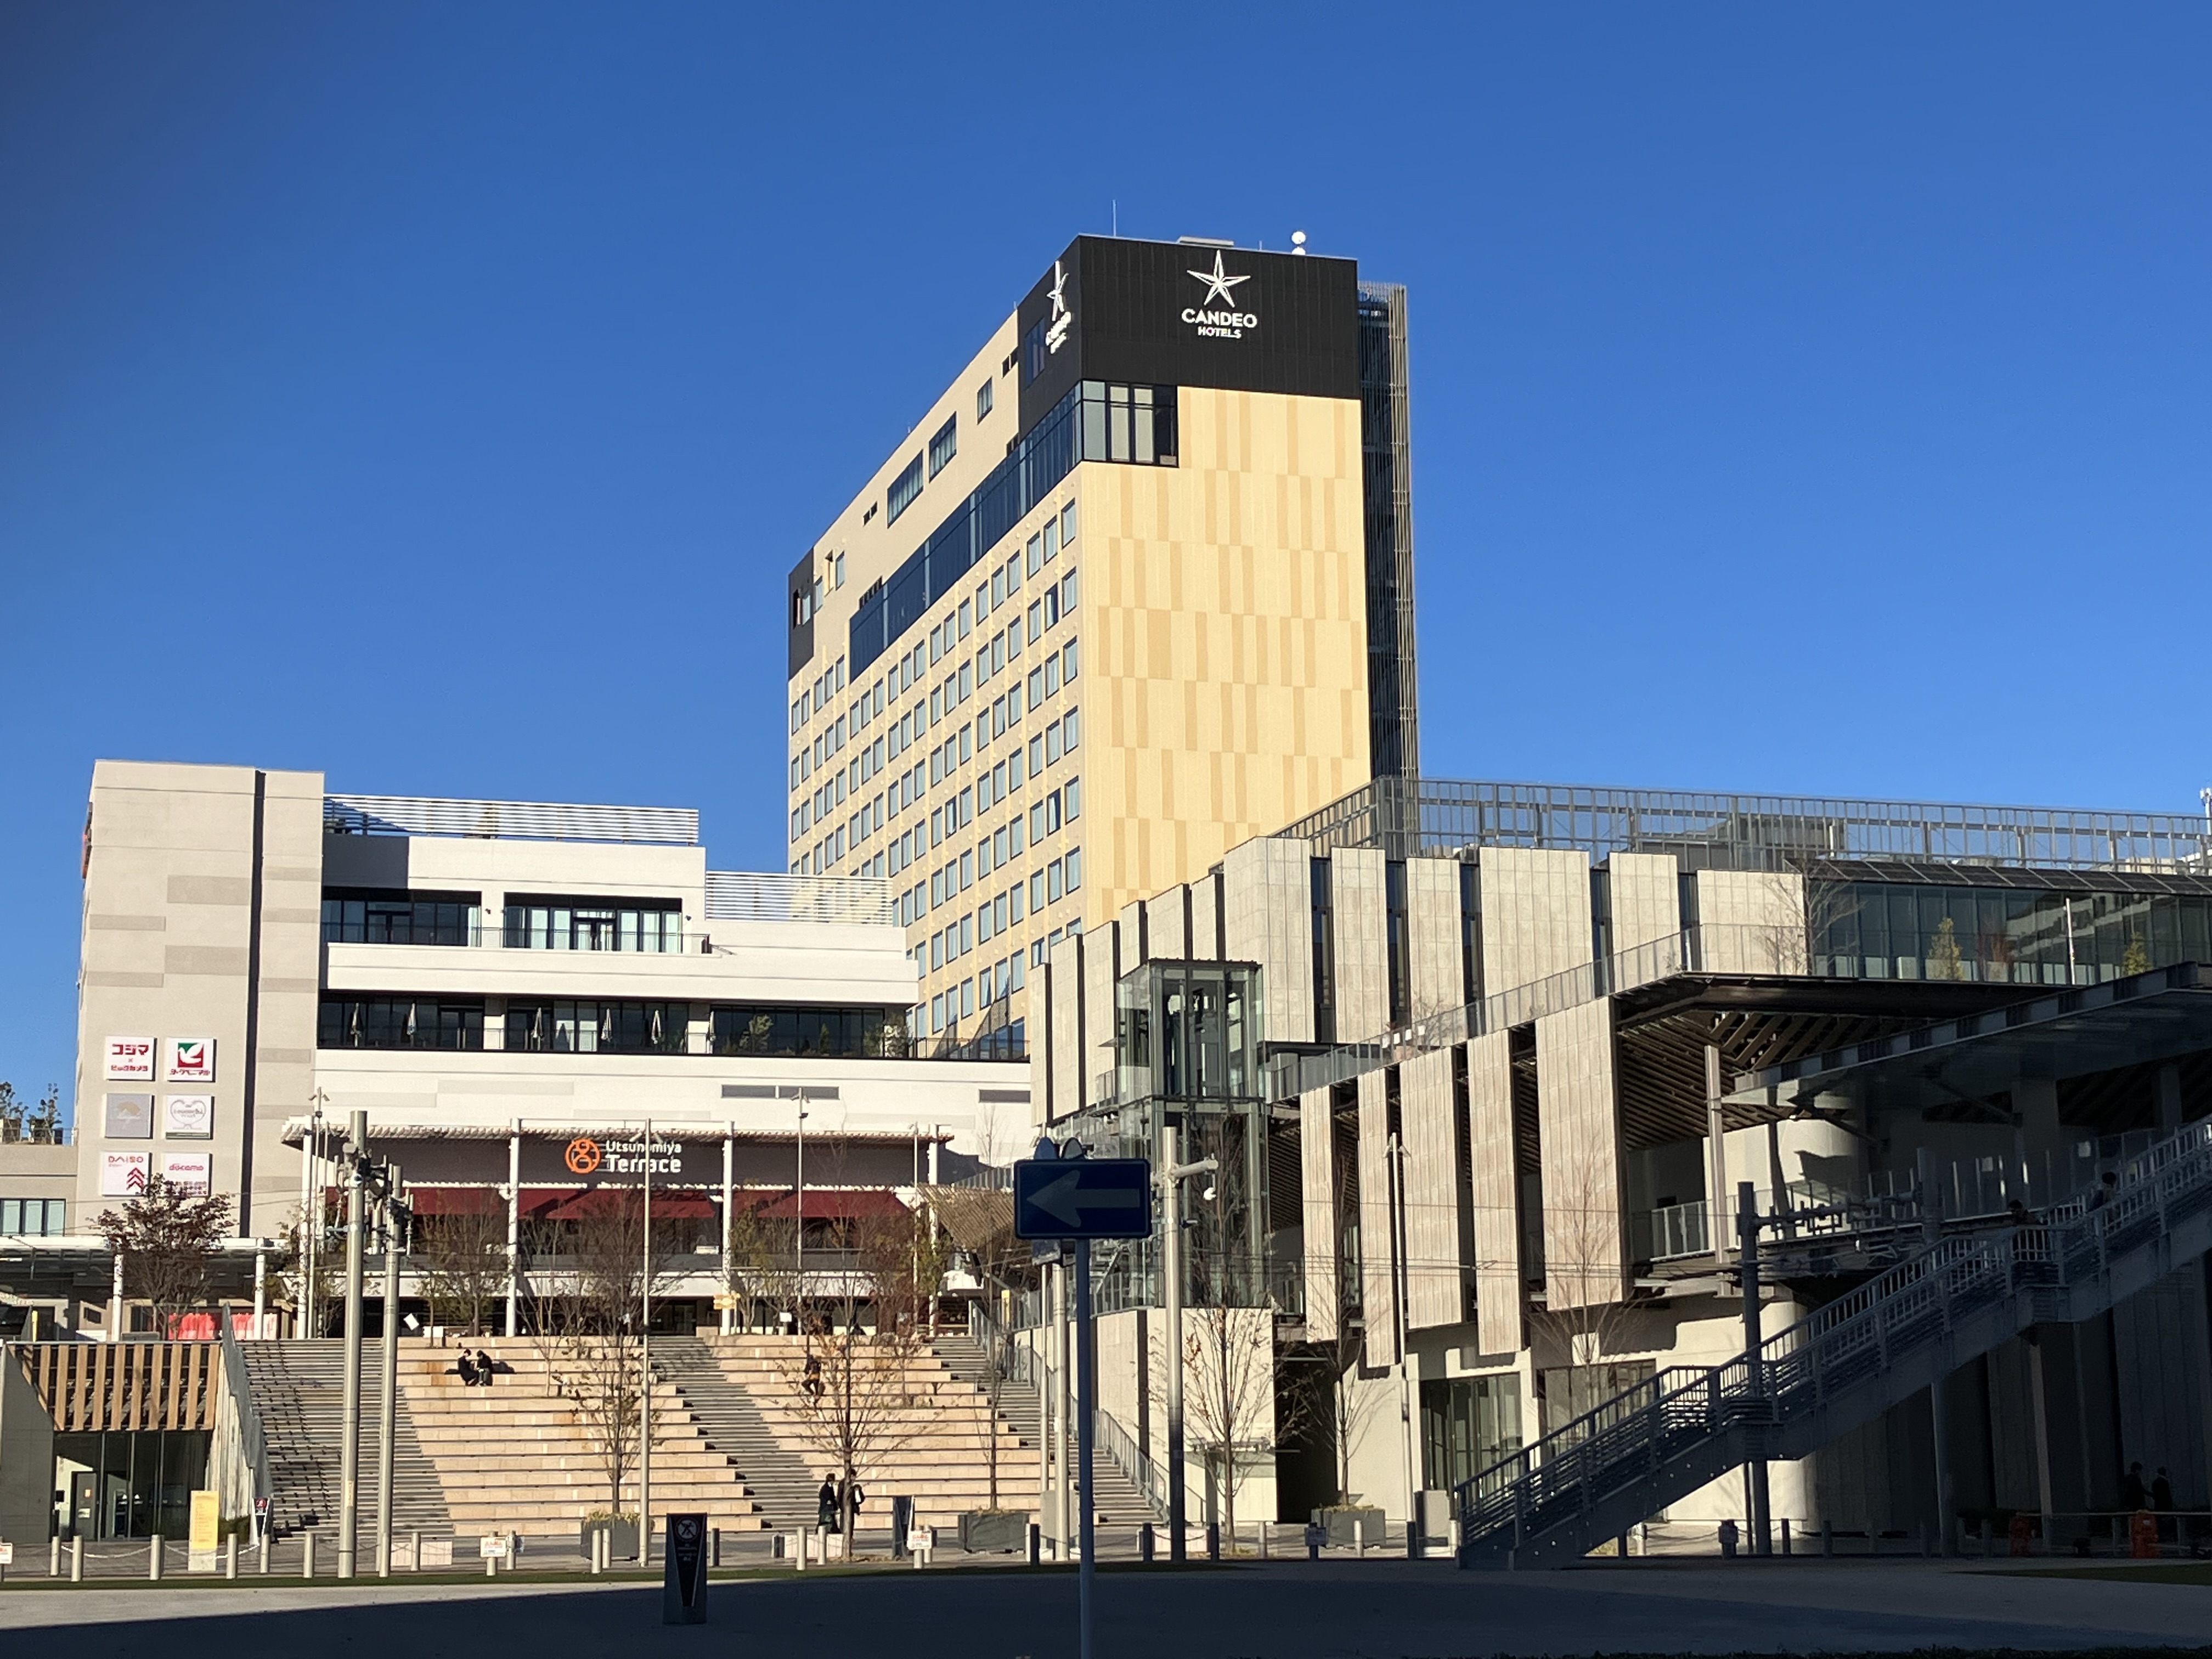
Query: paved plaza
5 1558 2212 1659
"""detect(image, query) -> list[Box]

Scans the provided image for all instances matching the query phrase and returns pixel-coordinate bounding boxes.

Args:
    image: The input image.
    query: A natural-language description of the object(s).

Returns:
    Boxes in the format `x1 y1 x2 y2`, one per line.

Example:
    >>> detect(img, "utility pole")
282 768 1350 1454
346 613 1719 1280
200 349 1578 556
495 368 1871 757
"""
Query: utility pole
337 1110 367 1578
1917 1147 1955 1556
376 1162 403 1577
1737 1180 1771 1558
1054 1259 1071 1555
1389 1132 1419 1544
1157 1122 1217 1563
640 1116 654 1564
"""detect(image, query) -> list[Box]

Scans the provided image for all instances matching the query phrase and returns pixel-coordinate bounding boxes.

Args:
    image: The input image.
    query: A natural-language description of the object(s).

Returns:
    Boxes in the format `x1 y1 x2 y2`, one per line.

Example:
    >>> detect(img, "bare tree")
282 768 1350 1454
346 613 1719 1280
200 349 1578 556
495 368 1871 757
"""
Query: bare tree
1163 1301 1276 1545
526 1188 682 1516
414 1197 509 1336
98 1176 235 1338
1280 1320 1392 1509
777 1201 951 1538
1525 1140 1647 1442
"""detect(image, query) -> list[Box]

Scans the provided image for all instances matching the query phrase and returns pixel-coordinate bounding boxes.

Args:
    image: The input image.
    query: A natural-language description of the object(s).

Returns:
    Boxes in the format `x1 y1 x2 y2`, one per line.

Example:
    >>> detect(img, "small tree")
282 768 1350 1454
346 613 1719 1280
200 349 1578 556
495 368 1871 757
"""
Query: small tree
99 1176 235 1338
1164 1301 1276 1545
1283 1320 1392 1509
527 1187 682 1516
415 1196 509 1336
1526 1136 1646 1443
268 1192 345 1336
779 1201 950 1538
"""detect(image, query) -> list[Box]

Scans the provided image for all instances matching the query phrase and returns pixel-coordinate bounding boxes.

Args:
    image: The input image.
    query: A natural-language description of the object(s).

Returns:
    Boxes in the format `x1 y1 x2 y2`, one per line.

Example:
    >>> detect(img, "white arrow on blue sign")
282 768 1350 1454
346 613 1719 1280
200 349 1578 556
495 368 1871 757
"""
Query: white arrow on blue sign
1012 1156 1153 1241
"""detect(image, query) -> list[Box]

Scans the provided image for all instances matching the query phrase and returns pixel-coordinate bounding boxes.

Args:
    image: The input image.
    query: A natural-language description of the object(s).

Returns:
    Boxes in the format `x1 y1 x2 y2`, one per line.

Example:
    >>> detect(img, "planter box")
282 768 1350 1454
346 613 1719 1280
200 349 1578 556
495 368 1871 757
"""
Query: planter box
580 1519 640 1560
958 1510 1030 1554
1316 1507 1387 1548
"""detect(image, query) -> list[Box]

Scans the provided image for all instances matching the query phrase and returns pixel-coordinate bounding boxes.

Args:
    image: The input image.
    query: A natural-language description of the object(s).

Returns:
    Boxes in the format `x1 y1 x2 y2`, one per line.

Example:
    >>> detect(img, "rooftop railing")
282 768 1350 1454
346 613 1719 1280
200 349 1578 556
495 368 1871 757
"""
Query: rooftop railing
1279 777 2212 873
704 871 896 926
325 794 699 845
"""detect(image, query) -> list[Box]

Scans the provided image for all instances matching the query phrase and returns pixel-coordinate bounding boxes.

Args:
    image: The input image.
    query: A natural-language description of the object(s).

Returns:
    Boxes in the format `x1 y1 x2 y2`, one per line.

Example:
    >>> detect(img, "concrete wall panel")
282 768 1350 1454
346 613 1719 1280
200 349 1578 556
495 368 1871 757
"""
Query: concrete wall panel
1401 1046 1462 1332
1223 836 1313 1045
1478 848 1592 997
1466 1030 1522 1357
1332 848 1389 1039
1300 1086 1339 1344
1406 856 1464 1019
1357 1069 1396 1369
1534 998 1624 1314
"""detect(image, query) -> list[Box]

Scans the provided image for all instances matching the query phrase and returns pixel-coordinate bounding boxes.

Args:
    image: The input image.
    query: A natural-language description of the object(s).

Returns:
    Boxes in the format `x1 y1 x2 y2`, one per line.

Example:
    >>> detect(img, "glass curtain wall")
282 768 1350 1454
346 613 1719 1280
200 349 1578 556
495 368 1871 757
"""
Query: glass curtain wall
1813 881 2212 985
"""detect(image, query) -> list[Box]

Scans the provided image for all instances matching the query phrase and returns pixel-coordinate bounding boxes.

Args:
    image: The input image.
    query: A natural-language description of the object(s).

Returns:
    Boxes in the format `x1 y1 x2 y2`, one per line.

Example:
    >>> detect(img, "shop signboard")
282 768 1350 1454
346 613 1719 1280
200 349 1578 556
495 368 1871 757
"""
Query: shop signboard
105 1037 155 1083
163 1094 215 1138
165 1037 216 1084
101 1152 152 1198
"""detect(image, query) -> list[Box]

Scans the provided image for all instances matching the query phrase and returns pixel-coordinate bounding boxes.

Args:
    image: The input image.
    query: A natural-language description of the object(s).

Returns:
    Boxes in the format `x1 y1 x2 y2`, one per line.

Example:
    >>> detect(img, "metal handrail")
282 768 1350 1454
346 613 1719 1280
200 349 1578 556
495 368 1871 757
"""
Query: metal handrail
1457 1115 2212 1553
218 1321 272 1507
1093 1405 1171 1519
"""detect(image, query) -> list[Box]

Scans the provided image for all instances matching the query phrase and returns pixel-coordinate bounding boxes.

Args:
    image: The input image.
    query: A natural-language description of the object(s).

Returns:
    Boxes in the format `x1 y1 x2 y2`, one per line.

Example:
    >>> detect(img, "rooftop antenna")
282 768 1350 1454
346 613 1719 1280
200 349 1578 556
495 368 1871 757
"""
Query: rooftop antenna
1111 199 1118 236
1290 229 1308 256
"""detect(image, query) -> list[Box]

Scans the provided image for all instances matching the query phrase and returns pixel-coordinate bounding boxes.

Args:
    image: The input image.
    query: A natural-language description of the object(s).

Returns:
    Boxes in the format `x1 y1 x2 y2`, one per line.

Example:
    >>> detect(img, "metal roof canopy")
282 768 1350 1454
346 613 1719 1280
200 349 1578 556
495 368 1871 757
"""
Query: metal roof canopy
1609 970 2024 1150
1723 962 2212 1115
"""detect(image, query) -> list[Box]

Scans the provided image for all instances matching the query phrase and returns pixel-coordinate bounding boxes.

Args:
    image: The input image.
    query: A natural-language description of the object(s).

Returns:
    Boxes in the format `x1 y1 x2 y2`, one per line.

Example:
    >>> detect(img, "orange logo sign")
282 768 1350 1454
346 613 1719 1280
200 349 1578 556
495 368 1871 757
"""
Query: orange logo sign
564 1137 602 1175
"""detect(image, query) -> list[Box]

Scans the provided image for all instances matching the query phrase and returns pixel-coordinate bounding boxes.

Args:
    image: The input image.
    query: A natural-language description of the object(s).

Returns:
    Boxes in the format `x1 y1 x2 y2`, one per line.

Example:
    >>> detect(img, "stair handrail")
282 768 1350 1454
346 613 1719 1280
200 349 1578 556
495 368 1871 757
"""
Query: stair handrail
1092 1404 1171 1519
216 1320 272 1512
1458 1115 2212 1551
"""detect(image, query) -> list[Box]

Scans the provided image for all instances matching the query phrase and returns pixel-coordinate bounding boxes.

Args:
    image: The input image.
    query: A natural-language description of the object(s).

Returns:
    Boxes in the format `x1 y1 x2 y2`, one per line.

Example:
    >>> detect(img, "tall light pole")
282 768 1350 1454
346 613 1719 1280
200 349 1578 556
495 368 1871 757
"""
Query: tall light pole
1156 1122 1217 1562
639 1116 654 1563
376 1166 403 1577
337 1110 367 1578
793 1094 810 1292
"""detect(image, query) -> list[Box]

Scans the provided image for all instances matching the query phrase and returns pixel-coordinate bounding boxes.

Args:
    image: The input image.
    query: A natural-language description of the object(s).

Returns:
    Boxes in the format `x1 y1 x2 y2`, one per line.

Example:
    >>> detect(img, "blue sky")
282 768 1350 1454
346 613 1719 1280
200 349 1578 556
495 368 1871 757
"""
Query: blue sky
3 4 2208 1112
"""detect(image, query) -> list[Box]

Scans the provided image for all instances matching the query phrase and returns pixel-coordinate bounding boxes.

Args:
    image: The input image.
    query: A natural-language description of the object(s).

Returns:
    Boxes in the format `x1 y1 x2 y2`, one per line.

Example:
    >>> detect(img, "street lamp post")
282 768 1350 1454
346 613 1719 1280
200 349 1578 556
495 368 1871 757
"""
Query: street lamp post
1156 1122 1217 1562
376 1165 402 1577
337 1110 367 1578
640 1116 653 1564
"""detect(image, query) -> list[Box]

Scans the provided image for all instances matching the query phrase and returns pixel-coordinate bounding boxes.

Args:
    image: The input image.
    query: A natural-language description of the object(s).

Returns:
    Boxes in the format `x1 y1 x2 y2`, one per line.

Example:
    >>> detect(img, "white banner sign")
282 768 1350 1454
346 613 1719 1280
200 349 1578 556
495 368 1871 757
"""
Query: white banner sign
104 1092 154 1140
163 1094 215 1138
101 1152 152 1197
159 1152 213 1195
165 1037 216 1084
105 1036 155 1082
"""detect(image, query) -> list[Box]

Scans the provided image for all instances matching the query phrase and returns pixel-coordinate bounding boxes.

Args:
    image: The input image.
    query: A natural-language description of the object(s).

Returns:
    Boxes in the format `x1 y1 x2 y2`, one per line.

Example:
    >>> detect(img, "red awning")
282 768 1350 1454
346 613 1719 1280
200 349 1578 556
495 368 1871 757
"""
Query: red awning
406 1187 504 1216
741 1188 911 1222
541 1189 719 1222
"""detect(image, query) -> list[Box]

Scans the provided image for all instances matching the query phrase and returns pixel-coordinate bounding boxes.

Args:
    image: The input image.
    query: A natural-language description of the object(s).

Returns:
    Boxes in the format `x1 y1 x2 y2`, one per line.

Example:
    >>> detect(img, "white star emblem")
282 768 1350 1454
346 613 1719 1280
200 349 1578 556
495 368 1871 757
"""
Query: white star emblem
1049 260 1069 320
1186 251 1251 307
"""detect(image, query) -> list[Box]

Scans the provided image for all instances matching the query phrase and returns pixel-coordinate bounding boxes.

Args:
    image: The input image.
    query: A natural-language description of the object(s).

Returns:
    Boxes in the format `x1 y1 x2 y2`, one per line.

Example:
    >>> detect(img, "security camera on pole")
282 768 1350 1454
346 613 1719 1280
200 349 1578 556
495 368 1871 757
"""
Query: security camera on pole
1013 1138 1152 1659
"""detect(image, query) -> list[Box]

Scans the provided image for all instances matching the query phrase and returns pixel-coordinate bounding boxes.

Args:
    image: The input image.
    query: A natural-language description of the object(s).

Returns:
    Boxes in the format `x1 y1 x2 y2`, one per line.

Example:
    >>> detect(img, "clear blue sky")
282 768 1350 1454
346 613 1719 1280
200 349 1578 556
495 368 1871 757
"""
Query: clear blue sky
4 4 2208 1113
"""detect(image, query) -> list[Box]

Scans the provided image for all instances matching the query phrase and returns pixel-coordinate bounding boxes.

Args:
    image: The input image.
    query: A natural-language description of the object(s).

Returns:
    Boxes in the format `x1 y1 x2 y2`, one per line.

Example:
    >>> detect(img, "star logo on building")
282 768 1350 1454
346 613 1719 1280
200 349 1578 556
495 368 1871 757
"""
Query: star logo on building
1186 251 1251 307
1049 259 1069 319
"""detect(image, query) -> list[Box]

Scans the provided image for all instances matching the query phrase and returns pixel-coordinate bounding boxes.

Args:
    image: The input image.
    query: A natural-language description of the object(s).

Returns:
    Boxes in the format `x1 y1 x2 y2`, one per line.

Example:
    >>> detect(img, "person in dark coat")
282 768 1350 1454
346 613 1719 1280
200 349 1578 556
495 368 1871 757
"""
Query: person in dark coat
475 1347 497 1386
2122 1462 2148 1511
817 1476 839 1533
455 1351 479 1385
2153 1468 2176 1511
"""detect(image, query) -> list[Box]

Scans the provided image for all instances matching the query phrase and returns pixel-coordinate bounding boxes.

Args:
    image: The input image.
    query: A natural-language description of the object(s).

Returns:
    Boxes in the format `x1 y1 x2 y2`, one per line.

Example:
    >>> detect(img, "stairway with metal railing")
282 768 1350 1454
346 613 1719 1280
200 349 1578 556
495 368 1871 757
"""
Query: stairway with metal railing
235 1340 453 1541
1457 1117 2212 1567
652 1335 822 1531
930 1330 1163 1523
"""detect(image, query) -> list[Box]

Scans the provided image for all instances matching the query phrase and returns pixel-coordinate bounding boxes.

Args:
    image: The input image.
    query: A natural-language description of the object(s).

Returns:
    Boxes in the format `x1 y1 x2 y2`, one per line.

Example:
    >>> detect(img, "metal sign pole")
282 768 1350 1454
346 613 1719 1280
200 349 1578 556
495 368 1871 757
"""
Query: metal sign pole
338 1110 366 1578
1075 1237 1096 1659
376 1169 401 1577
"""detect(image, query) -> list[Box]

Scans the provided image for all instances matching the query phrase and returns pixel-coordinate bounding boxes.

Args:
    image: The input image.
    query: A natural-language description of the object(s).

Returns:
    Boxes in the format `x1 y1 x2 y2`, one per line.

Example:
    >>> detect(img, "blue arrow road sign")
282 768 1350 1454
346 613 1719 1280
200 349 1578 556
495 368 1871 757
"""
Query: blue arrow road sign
1013 1156 1153 1241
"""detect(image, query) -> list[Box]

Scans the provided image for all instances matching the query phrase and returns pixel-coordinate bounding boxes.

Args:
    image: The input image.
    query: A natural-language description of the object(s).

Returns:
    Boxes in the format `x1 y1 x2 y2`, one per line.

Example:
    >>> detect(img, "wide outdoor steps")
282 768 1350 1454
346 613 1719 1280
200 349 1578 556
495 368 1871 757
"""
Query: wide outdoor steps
401 1338 768 1534
653 1335 824 1532
235 1339 454 1541
686 1332 1149 1531
929 1331 1159 1523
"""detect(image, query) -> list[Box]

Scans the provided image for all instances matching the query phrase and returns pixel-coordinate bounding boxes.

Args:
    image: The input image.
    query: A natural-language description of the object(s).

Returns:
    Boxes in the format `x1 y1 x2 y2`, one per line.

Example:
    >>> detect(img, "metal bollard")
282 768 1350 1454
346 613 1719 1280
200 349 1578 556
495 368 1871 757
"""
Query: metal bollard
1206 1522 1220 1562
149 1534 164 1581
410 1531 421 1574
259 1532 270 1574
50 1537 60 1577
1139 1523 1154 1561
71 1537 83 1582
226 1534 238 1579
711 1527 721 1569
486 1550 497 1578
1354 1517 1365 1559
1822 1522 1833 1559
1027 1522 1041 1565
1259 1521 1269 1561
1781 1519 1792 1558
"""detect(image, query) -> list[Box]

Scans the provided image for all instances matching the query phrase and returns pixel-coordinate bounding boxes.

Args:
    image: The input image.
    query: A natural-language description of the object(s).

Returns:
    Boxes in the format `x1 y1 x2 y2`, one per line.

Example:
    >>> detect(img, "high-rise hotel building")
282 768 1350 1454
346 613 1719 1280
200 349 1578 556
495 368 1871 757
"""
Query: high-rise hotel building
785 235 1419 1049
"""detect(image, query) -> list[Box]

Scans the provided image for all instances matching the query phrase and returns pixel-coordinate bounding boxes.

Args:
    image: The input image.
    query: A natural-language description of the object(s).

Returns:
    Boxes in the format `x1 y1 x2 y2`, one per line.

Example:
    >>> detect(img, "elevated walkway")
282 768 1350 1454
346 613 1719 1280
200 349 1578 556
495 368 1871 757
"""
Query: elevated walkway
1456 1116 2212 1566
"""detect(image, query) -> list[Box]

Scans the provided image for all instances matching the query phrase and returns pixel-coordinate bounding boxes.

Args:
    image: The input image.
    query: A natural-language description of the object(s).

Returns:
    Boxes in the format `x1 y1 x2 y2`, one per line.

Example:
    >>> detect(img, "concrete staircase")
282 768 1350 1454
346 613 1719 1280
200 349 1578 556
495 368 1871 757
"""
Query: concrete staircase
400 1337 768 1539
234 1340 453 1541
653 1335 823 1532
931 1331 1160 1523
686 1332 1147 1531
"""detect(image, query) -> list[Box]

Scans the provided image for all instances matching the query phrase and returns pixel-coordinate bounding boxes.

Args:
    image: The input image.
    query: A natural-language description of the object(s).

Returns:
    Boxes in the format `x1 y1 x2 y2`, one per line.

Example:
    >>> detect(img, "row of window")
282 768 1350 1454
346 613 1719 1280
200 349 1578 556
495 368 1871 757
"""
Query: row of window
919 913 1085 1039
317 997 905 1058
846 382 1084 675
791 653 848 735
795 639 1079 872
320 895 687 953
1 1198 65 1237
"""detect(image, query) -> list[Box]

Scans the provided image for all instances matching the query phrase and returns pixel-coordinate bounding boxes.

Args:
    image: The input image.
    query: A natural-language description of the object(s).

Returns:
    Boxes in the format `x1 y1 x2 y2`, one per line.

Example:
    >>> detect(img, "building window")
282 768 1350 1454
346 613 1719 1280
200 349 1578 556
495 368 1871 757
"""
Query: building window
1385 859 1410 1028
0 1199 64 1237
1311 858 1336 1045
1061 501 1077 545
928 415 958 479
1064 777 1081 820
710 1004 904 1059
887 453 926 524
976 379 994 421
319 998 486 1051
1077 381 1178 465
504 899 684 953
321 890 479 947
504 1000 689 1056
